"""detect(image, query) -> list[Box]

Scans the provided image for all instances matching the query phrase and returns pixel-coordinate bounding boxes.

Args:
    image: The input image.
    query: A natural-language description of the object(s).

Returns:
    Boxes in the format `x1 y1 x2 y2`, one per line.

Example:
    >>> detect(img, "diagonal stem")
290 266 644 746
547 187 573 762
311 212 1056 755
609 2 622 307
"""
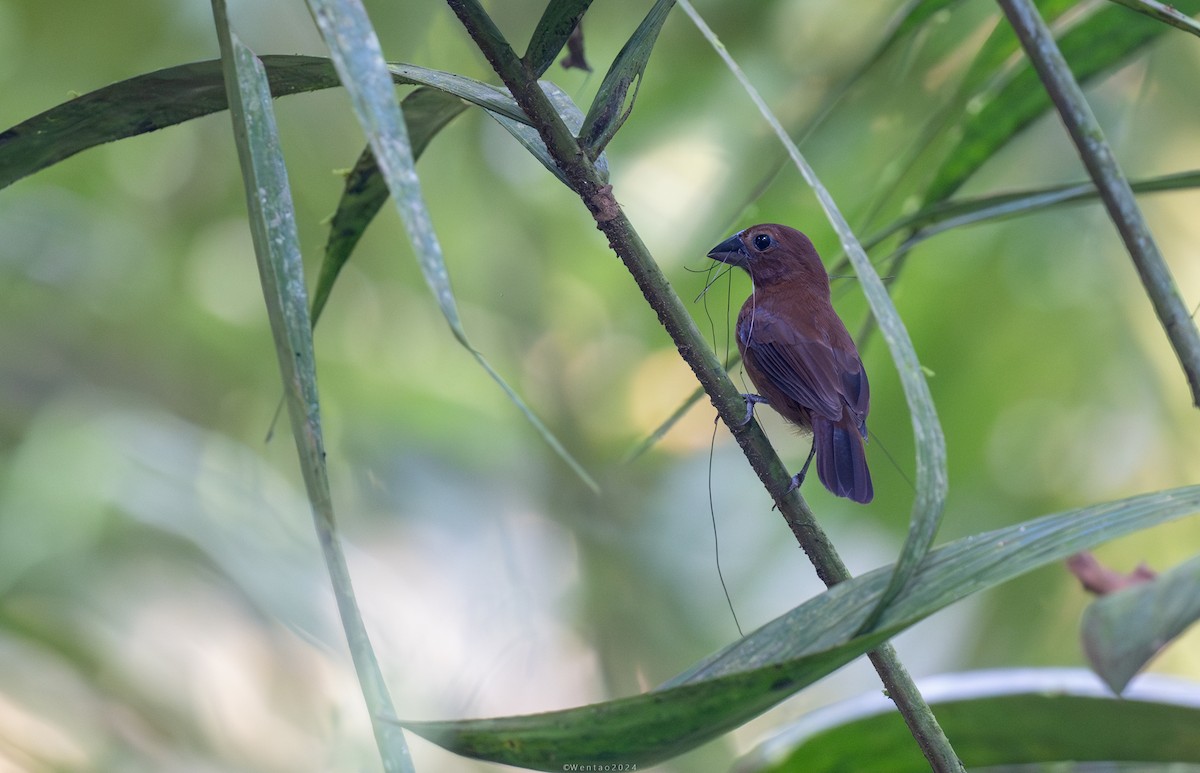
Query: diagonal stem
997 0 1200 408
443 1 962 771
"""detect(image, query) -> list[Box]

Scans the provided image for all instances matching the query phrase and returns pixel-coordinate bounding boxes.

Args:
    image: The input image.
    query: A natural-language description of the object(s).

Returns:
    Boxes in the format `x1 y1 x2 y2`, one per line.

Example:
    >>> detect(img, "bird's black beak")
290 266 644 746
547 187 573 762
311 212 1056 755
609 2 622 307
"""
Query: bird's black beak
707 233 748 267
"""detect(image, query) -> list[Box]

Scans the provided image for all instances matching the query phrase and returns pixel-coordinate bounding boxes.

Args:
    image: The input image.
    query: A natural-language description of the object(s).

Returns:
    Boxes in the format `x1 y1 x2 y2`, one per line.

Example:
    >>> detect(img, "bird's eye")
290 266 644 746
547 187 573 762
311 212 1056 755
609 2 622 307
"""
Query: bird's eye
753 233 773 251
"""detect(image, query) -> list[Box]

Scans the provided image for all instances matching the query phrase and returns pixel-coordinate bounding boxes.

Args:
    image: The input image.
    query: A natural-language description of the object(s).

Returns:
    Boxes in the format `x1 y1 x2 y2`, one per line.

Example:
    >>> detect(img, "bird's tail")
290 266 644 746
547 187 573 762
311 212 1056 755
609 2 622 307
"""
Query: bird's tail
812 415 873 504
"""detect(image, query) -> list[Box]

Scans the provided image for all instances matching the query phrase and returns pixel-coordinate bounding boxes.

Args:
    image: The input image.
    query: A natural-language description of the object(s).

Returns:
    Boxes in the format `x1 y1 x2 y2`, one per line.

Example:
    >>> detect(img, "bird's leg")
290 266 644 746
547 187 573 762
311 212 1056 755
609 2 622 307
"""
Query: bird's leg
740 393 769 426
786 441 818 493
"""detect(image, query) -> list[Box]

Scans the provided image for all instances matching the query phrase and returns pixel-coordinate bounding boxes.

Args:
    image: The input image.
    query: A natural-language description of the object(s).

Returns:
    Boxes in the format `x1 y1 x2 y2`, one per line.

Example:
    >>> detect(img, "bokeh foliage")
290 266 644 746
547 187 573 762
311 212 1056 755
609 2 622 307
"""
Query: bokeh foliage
2 1 1200 771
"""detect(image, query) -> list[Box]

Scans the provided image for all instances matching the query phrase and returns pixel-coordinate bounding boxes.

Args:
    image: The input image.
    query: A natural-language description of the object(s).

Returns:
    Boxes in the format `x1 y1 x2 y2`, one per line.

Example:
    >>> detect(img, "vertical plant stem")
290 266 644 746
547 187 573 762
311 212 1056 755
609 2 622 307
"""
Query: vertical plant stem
997 0 1200 408
443 1 962 771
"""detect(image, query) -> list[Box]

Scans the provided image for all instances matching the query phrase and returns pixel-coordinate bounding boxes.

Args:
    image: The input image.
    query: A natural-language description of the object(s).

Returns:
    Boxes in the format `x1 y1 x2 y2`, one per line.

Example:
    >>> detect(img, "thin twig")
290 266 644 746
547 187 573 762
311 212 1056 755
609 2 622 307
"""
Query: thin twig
997 0 1200 408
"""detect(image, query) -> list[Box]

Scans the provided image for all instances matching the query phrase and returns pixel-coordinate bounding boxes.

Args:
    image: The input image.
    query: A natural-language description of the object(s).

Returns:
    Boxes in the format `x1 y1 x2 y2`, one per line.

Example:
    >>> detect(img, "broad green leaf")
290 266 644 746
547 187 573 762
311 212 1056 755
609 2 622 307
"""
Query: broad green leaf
1082 554 1200 694
578 0 674 158
312 87 467 325
395 486 1200 770
524 0 594 76
740 669 1200 772
208 3 411 772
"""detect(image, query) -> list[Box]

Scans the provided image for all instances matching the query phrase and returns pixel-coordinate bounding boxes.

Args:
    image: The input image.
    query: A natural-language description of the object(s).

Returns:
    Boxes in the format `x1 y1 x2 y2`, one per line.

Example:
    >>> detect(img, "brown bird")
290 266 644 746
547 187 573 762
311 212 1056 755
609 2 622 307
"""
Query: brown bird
708 224 873 503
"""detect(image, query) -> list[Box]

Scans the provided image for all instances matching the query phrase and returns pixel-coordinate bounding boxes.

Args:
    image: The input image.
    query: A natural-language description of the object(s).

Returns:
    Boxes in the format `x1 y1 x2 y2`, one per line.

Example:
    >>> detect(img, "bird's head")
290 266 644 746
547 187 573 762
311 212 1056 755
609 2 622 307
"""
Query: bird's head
707 223 829 288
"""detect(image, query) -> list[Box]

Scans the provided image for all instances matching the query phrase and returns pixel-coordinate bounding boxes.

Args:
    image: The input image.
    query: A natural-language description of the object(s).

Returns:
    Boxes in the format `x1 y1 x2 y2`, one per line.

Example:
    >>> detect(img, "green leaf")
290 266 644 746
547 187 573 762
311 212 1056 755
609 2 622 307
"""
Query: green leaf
523 0 594 76
0 56 338 191
578 0 674 158
739 668 1200 772
0 56 565 193
312 87 467 325
394 486 1200 770
864 170 1200 254
1105 0 1200 38
1082 554 1200 694
208 3 411 772
923 0 1200 205
306 0 598 493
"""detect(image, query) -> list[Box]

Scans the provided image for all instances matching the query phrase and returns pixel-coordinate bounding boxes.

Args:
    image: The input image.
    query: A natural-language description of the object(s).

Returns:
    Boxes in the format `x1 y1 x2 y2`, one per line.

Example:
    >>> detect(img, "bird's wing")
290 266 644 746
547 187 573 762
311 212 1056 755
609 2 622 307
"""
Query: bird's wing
739 312 845 422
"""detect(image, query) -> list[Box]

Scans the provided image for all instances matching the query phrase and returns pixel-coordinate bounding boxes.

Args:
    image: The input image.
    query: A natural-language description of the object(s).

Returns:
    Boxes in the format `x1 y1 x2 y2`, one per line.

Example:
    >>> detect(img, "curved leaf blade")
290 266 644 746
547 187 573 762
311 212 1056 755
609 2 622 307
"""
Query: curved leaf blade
395 486 1200 769
865 170 1200 254
1083 554 1200 694
0 56 544 193
578 0 674 158
0 56 339 191
742 669 1200 772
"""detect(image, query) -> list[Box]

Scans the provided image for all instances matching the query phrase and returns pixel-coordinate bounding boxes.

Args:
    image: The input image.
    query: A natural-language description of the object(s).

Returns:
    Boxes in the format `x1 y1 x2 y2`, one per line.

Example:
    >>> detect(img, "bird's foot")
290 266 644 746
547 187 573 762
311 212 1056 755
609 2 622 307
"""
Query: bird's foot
773 446 816 510
740 393 768 426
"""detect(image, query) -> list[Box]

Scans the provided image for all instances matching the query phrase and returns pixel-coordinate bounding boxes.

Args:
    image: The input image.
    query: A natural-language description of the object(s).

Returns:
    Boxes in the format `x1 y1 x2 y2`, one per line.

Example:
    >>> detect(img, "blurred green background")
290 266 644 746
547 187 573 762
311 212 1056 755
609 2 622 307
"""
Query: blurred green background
2 0 1200 770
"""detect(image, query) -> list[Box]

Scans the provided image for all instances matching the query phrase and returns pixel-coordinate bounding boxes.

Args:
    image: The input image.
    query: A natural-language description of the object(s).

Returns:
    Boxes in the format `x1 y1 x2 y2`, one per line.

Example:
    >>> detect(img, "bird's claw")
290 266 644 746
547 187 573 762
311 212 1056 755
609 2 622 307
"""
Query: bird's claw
773 446 816 509
740 393 768 426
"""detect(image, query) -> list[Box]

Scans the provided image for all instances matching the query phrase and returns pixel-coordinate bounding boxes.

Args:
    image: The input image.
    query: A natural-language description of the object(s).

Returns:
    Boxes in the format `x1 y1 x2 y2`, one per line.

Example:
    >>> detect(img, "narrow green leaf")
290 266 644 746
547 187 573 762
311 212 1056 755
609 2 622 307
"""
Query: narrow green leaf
307 0 598 493
923 0 1200 205
312 87 467 325
0 56 546 193
1082 554 1200 694
1105 0 1200 38
864 170 1200 254
523 0 594 76
741 669 1200 772
208 3 411 772
0 56 337 191
394 486 1200 769
578 0 674 158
